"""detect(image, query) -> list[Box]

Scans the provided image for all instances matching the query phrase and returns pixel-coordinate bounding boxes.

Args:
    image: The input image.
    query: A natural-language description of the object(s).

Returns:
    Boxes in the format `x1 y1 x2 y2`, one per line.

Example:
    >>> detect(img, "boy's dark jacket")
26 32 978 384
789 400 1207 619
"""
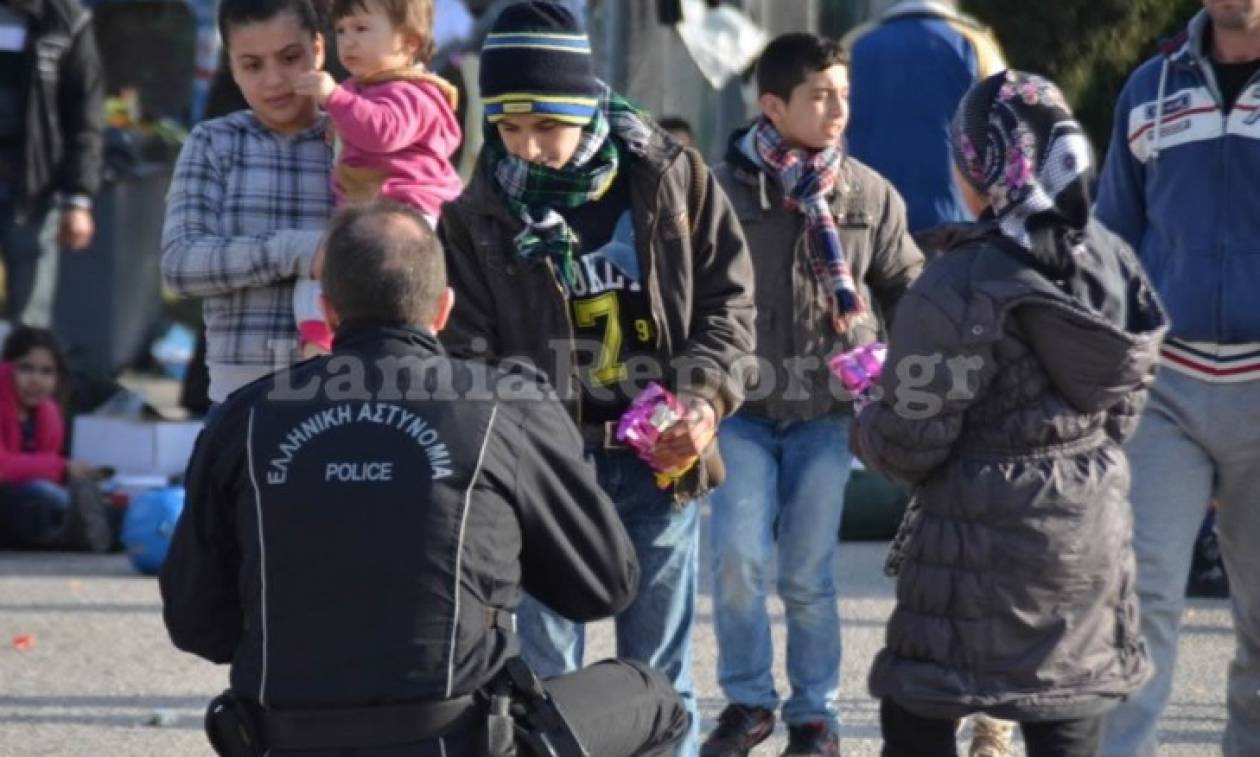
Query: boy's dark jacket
712 126 924 422
438 127 756 502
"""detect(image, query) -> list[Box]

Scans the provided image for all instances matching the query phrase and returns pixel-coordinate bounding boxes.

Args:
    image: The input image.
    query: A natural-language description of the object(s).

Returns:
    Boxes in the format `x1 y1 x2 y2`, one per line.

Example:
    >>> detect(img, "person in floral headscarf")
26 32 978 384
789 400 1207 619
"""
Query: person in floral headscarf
851 69 1169 756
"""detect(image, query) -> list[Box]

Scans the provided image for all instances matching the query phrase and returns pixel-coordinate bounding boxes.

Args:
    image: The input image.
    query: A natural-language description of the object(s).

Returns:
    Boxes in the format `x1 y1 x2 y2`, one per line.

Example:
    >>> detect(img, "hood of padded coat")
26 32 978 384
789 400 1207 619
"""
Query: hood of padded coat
941 220 1169 414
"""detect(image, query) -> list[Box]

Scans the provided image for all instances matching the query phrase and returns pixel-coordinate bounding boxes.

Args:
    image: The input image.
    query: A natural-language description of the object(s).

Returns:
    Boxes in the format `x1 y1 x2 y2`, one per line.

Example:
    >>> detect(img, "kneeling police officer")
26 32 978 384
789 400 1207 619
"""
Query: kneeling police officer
160 200 687 756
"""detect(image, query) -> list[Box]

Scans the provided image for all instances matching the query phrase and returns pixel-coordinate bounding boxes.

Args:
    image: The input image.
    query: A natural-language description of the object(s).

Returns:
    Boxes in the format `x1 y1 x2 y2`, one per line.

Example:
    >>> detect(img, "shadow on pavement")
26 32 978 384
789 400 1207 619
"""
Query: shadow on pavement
0 552 138 578
0 694 206 730
0 601 160 613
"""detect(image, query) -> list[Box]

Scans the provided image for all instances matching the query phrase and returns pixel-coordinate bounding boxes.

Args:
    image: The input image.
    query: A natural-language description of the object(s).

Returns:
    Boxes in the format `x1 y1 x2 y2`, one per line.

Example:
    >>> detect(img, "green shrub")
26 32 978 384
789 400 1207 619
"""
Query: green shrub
962 0 1202 156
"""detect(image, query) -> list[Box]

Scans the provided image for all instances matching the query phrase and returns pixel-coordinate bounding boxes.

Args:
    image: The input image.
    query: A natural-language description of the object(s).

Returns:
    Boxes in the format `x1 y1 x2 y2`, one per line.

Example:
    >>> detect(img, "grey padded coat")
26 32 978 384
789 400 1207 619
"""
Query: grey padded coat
855 219 1166 722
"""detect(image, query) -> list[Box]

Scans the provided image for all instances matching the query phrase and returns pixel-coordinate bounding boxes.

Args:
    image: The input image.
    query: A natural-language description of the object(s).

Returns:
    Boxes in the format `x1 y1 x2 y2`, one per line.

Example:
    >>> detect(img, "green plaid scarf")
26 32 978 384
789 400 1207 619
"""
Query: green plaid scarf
485 86 653 287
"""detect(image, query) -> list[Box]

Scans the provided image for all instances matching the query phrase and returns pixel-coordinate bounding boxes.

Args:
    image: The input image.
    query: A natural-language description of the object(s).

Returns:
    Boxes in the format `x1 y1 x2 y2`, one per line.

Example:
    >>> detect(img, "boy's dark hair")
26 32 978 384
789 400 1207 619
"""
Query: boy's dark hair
657 116 693 138
756 33 849 102
218 0 321 51
331 0 435 64
322 200 447 325
2 326 70 404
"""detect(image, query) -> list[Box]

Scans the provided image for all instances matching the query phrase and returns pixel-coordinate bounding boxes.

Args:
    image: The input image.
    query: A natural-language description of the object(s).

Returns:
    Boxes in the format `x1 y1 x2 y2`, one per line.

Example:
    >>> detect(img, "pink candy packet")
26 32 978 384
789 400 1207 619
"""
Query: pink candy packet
616 383 695 488
828 342 887 407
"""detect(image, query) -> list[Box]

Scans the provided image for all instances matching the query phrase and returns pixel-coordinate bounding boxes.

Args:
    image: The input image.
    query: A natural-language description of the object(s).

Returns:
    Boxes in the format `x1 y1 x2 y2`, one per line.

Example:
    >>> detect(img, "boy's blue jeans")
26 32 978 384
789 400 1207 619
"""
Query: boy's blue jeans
1101 370 1260 757
708 413 852 732
517 448 700 754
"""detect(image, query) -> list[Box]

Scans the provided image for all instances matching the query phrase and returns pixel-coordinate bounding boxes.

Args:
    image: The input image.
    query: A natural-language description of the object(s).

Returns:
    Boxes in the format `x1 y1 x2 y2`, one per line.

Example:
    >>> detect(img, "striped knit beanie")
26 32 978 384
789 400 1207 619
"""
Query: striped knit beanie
479 1 600 126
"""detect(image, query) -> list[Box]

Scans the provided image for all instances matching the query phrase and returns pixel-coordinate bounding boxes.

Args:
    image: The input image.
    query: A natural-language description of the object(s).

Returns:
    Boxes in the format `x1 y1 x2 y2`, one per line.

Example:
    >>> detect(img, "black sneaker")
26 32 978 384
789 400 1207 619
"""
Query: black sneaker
782 721 839 756
700 704 776 756
1186 511 1229 598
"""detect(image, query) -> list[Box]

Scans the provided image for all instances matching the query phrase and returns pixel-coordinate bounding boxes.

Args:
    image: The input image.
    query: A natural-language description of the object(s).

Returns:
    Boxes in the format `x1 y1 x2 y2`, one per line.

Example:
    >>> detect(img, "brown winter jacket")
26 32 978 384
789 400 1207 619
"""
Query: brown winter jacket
438 129 756 502
712 128 923 422
855 220 1165 721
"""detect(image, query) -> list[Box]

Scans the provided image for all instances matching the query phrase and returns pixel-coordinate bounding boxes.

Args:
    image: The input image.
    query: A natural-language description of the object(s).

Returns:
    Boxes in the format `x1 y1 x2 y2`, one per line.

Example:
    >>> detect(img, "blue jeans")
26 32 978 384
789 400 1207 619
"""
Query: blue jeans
0 188 61 328
0 480 72 548
708 413 852 732
1101 370 1260 757
517 449 700 755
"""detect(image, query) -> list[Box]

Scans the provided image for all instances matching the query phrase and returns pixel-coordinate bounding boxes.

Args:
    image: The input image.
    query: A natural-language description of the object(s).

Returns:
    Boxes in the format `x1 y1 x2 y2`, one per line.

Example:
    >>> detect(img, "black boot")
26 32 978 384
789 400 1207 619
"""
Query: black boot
61 475 113 553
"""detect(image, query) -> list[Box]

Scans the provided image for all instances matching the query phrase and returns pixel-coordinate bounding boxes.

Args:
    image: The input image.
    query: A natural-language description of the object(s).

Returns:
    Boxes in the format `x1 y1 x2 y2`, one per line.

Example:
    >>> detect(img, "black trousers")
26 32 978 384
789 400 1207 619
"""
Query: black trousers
879 698 1104 757
437 658 688 756
229 659 687 757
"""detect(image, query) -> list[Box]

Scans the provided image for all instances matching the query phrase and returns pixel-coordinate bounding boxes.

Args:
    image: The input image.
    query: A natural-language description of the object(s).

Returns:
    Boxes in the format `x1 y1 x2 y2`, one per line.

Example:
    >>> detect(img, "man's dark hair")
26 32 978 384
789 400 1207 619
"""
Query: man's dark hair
657 116 693 139
322 200 447 326
218 0 321 51
756 33 849 102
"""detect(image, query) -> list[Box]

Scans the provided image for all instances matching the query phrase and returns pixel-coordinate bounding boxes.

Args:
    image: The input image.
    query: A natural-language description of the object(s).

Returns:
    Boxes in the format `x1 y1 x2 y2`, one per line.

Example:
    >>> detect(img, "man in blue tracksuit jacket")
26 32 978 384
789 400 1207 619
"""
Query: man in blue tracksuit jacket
1096 4 1260 756
844 0 1005 233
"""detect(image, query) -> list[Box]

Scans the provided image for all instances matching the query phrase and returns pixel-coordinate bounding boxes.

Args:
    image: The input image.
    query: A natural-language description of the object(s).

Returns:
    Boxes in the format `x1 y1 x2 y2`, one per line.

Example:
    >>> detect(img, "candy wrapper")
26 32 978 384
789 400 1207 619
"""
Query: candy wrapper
829 342 887 411
616 383 697 488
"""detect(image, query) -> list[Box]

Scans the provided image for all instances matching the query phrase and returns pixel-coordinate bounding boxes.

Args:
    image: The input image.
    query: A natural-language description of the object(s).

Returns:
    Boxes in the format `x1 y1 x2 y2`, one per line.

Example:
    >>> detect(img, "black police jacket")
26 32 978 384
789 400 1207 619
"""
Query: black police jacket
160 322 639 708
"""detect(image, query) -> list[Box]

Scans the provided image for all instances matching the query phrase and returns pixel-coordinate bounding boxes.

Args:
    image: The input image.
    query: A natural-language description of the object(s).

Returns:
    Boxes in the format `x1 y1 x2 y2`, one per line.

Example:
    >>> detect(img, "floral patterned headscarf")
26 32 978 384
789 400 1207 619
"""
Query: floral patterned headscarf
951 70 1093 250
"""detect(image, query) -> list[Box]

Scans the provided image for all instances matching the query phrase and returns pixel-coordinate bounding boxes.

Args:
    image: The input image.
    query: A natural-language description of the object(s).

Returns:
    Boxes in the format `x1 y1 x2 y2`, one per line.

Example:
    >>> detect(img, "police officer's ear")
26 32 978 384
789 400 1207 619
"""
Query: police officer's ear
431 287 455 333
320 292 341 332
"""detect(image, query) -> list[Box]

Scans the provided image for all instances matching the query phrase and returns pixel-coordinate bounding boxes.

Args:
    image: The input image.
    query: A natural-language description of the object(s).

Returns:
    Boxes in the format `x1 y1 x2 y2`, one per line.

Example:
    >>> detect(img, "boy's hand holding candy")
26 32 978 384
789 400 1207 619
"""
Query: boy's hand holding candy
294 70 337 107
829 341 887 412
617 384 716 489
652 393 716 472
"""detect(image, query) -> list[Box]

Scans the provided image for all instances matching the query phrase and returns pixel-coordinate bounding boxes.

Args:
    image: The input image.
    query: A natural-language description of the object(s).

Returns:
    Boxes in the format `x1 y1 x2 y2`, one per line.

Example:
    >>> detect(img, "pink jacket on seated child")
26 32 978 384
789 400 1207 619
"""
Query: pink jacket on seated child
0 362 66 485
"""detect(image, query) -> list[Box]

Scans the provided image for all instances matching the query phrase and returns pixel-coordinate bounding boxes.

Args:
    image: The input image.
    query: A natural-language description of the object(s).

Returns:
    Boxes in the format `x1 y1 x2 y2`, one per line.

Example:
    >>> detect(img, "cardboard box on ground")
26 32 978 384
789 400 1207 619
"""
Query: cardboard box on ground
71 416 202 479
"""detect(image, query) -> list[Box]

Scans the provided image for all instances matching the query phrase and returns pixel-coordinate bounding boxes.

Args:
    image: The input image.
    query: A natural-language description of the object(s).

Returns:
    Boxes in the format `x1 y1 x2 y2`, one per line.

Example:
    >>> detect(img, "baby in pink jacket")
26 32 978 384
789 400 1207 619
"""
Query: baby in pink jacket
294 0 462 353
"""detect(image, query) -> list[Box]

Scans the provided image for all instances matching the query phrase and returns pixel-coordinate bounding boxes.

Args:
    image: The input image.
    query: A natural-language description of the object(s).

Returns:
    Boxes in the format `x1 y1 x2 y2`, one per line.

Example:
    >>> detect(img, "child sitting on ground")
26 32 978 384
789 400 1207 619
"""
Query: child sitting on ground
0 327 110 552
293 0 462 354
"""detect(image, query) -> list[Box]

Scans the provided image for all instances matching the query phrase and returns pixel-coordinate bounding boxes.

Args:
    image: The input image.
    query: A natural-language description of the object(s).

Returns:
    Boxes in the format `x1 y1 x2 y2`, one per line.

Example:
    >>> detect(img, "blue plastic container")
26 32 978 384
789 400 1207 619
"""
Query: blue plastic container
120 487 185 575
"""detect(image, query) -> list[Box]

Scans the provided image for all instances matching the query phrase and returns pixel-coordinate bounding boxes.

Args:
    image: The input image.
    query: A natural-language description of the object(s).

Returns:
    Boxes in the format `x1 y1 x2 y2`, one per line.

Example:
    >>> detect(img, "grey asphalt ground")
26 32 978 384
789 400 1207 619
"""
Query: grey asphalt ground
0 377 1234 755
0 524 1233 756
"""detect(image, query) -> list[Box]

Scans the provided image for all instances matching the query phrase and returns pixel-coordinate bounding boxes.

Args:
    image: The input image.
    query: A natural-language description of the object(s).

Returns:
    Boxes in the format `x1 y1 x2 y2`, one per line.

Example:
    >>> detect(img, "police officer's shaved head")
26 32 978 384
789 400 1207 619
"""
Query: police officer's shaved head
322 200 447 326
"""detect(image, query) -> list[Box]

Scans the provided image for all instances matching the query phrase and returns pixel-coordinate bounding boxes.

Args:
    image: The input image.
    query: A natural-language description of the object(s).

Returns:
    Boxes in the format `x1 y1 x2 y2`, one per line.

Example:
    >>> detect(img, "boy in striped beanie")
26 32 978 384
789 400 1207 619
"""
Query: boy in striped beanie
439 3 759 754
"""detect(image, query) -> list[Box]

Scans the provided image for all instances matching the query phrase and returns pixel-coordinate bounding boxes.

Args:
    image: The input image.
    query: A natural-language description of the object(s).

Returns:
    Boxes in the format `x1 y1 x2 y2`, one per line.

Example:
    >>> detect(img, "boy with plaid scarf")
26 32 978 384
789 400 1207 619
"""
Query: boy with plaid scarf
436 3 756 753
702 33 922 756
